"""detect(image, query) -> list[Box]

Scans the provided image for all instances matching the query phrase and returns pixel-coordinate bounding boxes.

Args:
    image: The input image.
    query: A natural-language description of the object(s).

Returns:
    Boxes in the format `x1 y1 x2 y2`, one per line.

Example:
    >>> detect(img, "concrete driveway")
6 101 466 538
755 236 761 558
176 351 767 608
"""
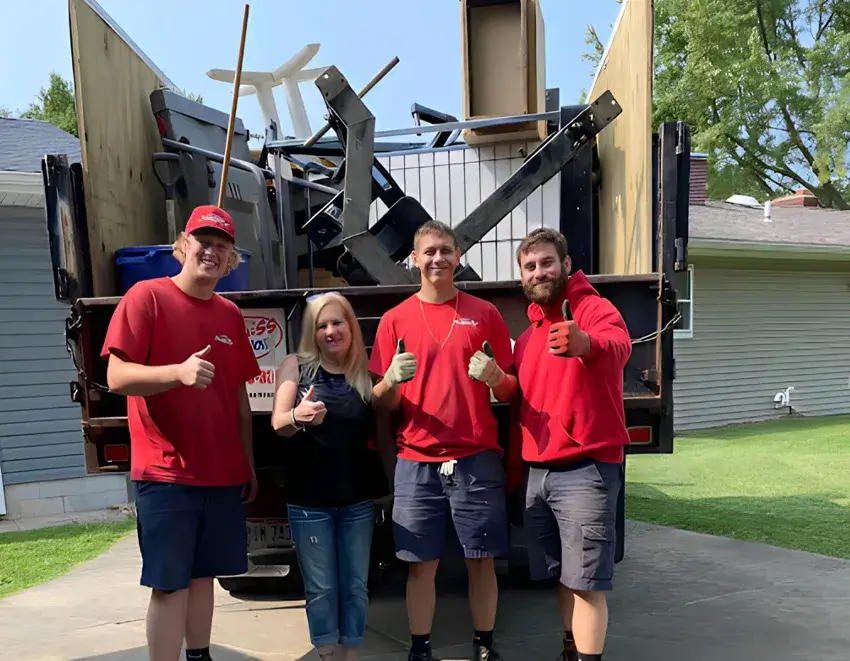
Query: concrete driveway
0 520 848 661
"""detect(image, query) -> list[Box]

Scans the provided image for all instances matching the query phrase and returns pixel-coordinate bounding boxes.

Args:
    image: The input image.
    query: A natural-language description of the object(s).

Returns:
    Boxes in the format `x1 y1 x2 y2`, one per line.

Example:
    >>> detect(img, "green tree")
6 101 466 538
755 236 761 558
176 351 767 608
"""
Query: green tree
6 73 205 137
180 89 204 104
582 0 623 69
586 0 850 209
580 0 622 101
20 72 79 137
654 0 849 209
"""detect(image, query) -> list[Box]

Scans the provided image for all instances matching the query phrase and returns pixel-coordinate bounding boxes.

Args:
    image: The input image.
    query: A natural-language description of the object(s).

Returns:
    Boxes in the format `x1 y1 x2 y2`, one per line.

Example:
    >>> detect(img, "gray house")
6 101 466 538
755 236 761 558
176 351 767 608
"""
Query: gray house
673 156 850 430
0 118 128 518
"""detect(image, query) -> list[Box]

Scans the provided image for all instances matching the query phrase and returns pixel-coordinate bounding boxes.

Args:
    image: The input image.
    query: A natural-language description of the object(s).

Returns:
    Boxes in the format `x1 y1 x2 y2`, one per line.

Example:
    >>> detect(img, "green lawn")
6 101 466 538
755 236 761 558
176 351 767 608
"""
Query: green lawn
625 415 850 558
0 517 136 599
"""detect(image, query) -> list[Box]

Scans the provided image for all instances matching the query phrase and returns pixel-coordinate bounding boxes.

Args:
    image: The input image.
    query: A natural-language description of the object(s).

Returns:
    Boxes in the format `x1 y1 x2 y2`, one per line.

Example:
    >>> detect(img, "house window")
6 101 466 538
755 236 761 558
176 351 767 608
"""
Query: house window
673 265 693 339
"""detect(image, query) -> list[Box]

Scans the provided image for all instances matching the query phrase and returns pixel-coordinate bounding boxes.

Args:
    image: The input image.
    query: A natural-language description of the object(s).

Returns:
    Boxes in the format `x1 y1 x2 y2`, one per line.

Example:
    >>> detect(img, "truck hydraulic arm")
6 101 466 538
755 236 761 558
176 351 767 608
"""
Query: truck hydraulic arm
308 66 418 286
453 91 622 255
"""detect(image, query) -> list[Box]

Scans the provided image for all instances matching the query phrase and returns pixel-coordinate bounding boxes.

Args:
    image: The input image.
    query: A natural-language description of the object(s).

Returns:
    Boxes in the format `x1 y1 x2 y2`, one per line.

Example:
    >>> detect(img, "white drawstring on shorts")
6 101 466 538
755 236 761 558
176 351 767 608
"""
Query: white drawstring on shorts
438 460 457 476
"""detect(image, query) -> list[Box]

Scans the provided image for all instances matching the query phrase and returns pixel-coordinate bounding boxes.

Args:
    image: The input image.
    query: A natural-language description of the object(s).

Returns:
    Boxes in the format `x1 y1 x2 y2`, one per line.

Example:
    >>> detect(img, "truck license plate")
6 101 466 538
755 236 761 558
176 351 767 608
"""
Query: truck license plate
246 521 291 547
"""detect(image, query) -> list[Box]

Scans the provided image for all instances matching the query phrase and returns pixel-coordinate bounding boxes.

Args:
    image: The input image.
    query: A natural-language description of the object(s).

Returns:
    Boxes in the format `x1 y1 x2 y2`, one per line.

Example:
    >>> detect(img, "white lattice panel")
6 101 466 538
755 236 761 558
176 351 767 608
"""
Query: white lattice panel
368 142 561 282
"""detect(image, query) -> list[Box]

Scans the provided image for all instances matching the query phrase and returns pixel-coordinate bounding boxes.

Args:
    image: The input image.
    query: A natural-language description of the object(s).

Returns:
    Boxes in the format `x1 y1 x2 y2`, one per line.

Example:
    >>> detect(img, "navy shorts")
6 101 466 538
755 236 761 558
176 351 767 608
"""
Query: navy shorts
524 459 622 591
392 449 509 562
134 480 248 592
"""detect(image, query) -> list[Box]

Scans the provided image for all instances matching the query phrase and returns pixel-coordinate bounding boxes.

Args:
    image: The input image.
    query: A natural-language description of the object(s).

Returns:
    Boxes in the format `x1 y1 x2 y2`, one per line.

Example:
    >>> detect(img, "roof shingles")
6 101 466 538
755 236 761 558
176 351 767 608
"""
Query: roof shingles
689 200 850 248
0 118 81 173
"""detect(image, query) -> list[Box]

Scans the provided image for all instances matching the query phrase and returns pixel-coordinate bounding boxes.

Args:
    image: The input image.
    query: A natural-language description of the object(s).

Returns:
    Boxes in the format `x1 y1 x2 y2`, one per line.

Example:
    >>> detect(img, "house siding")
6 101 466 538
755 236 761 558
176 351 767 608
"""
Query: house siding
0 205 87 485
673 261 850 430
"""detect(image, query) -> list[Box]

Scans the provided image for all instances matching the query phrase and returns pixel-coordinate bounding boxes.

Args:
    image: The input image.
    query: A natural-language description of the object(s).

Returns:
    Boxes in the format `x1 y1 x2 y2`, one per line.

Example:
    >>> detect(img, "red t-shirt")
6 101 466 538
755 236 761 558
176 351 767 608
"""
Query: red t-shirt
368 291 513 462
100 277 261 486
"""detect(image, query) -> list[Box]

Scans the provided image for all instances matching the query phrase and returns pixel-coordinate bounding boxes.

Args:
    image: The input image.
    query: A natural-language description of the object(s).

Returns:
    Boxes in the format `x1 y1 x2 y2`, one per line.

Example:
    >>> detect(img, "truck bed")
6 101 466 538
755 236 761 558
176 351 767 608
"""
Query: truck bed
65 274 674 476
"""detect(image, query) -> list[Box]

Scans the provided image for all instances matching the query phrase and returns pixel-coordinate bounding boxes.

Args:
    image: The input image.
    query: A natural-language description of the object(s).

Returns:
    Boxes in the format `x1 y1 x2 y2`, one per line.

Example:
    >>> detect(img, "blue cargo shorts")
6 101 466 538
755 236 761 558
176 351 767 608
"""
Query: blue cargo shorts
392 449 509 563
134 480 248 592
524 459 622 591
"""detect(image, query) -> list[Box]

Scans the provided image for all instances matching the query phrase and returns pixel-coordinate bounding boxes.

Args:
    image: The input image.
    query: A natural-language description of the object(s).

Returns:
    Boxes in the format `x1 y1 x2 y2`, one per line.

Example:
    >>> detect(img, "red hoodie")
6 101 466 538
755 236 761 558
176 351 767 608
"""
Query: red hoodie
508 270 631 490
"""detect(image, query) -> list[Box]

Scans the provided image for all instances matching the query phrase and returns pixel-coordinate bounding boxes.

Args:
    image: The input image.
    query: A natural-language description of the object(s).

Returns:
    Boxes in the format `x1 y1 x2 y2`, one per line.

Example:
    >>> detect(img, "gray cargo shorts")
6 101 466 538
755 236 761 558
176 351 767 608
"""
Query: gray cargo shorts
523 459 622 591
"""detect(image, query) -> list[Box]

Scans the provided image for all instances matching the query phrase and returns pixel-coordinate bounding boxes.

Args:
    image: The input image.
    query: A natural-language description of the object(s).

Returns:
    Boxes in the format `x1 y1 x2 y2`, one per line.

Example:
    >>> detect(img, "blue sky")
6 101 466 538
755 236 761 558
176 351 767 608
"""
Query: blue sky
2 0 622 141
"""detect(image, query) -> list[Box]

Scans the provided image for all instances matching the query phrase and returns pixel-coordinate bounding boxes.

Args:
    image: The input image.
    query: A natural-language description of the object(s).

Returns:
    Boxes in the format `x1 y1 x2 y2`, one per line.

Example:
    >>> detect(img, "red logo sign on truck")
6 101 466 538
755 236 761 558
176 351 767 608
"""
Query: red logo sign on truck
244 315 284 360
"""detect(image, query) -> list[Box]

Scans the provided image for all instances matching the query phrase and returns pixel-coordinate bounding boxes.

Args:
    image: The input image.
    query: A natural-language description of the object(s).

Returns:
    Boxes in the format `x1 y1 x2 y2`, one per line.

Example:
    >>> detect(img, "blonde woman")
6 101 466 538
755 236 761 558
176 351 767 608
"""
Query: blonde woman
272 291 387 661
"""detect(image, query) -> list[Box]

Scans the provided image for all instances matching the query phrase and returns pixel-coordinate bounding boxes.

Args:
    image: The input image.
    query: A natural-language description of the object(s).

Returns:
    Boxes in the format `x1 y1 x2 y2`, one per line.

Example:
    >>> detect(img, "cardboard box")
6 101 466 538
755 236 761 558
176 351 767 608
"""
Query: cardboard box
460 0 547 145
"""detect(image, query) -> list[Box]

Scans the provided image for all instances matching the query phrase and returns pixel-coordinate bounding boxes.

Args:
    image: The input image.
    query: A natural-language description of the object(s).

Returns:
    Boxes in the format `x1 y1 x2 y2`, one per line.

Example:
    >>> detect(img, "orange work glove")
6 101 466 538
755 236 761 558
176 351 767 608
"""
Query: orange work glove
547 299 589 357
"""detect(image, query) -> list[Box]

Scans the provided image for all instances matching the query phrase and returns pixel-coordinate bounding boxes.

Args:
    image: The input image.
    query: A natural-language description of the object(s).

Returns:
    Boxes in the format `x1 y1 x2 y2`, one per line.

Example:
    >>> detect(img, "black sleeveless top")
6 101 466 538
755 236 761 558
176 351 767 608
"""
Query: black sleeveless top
283 364 387 508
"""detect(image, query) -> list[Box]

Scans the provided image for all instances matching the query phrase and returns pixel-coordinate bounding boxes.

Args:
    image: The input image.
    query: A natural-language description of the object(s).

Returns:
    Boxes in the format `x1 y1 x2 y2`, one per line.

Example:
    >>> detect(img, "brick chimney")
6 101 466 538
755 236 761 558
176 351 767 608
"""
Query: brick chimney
771 188 820 208
689 153 708 205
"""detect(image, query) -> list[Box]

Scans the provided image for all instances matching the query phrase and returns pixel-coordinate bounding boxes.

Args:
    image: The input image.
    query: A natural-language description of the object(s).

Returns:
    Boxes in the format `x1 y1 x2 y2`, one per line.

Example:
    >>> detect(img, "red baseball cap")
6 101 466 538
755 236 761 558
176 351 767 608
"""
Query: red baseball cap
184 205 235 241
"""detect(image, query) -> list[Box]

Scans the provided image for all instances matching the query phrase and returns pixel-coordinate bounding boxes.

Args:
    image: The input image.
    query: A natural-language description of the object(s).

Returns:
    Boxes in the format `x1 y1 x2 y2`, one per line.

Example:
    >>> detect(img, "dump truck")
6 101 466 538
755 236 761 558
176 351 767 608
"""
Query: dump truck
44 0 689 591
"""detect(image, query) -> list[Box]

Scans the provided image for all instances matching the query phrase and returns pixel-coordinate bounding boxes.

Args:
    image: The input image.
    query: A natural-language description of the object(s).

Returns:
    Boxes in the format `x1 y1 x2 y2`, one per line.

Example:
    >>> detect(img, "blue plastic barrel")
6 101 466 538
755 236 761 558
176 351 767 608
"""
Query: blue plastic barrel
114 245 252 294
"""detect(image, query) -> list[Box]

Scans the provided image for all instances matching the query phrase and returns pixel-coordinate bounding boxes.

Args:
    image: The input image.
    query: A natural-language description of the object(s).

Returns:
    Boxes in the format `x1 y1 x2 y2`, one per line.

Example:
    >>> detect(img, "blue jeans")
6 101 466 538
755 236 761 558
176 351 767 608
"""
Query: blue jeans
288 500 375 647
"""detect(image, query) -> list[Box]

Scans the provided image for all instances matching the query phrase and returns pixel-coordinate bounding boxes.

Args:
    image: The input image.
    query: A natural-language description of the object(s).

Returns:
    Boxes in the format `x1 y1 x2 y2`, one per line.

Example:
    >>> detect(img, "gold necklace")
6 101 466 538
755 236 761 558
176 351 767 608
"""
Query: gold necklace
419 292 460 349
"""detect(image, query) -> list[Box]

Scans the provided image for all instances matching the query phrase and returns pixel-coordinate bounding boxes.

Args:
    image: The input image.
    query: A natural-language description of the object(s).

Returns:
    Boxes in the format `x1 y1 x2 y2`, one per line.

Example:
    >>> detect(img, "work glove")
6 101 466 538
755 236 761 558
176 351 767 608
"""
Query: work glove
383 338 417 389
468 341 505 388
548 300 589 357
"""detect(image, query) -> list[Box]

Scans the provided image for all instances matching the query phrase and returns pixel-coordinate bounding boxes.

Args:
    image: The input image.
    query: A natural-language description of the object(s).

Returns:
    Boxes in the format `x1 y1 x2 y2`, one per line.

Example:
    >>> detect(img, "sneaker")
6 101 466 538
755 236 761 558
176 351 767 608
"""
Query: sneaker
472 643 502 661
407 650 433 661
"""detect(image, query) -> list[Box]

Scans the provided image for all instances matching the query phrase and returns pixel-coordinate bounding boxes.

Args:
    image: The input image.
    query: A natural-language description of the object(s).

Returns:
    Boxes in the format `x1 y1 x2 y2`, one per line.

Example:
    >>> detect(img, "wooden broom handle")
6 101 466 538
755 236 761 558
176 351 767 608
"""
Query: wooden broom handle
217 4 250 208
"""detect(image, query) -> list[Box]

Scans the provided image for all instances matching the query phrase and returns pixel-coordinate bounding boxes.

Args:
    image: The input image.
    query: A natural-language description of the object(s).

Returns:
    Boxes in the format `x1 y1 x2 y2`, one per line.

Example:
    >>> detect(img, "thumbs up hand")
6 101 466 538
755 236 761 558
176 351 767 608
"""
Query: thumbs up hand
177 345 216 389
548 299 590 357
293 385 327 426
469 341 505 388
383 338 417 389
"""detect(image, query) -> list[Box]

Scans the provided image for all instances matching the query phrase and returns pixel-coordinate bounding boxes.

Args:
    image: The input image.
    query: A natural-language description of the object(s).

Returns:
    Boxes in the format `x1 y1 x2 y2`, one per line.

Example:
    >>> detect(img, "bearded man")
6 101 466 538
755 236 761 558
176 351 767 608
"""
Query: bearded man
507 228 631 661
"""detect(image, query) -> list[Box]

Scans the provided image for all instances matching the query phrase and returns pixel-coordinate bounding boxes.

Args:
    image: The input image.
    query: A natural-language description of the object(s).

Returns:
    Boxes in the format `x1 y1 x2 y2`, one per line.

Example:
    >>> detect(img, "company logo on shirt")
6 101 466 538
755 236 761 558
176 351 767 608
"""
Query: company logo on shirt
455 317 479 326
215 334 233 345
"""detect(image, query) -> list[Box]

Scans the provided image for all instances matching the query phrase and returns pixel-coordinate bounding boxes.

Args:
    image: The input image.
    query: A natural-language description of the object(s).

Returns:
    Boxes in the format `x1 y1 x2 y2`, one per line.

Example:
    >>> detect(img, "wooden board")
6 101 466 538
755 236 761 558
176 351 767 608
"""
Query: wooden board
462 1 528 118
69 0 169 296
588 0 654 275
460 0 547 146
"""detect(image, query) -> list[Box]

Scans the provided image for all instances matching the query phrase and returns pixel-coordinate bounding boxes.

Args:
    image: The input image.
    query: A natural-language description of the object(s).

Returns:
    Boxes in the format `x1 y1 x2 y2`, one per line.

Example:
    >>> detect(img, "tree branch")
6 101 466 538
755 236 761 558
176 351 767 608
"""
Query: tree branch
726 152 778 196
759 124 816 136
724 133 813 188
816 4 834 41
778 104 821 176
779 15 809 69
733 149 796 193
752 6 821 179
755 0 775 61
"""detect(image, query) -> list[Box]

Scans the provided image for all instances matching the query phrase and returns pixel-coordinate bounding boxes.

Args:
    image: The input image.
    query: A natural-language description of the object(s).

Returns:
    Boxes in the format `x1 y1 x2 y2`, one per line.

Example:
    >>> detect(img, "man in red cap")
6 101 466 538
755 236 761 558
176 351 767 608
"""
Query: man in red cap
508 228 631 661
101 205 261 661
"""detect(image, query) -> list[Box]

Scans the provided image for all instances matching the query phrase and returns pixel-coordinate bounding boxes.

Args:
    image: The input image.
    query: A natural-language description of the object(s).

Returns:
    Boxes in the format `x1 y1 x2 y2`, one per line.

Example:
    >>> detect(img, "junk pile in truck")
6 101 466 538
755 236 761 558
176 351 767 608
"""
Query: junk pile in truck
44 0 689 591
